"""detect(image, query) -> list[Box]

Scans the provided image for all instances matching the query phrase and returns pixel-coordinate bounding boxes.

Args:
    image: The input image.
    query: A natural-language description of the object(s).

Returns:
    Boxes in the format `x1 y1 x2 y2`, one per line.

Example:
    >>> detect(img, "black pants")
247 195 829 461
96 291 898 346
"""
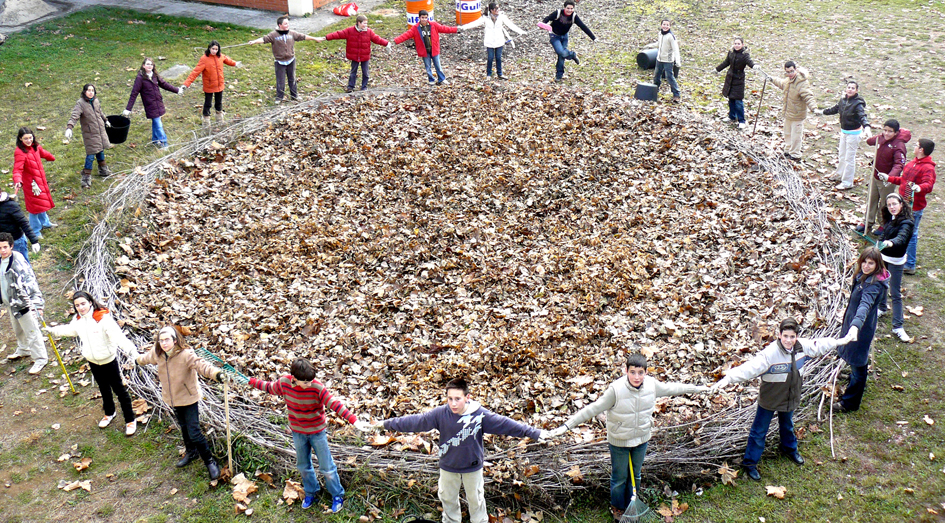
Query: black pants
173 402 213 465
202 91 223 116
88 359 134 423
275 60 298 100
348 60 369 90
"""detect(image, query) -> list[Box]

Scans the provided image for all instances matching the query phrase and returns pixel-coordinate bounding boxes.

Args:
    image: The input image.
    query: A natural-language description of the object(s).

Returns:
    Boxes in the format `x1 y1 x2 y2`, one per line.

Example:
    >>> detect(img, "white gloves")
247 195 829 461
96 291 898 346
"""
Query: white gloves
235 61 243 68
814 109 824 115
910 182 922 194
31 243 40 253
105 119 112 128
122 109 131 118
549 425 569 438
711 376 732 391
878 172 889 182
713 69 720 75
841 326 859 344
538 429 550 440
353 419 374 432
31 180 41 197
879 240 892 250
386 41 392 48
179 85 187 94
64 129 73 141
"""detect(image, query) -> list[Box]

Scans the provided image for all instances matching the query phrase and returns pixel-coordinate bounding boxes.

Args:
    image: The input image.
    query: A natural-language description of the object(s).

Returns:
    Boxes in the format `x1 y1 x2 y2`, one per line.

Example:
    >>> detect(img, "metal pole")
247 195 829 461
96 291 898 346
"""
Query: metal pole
39 317 77 394
751 75 768 137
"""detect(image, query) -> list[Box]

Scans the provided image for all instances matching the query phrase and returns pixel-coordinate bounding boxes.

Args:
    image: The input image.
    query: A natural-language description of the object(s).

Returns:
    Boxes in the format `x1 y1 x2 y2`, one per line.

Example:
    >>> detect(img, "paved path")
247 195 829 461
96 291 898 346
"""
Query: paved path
0 0 388 35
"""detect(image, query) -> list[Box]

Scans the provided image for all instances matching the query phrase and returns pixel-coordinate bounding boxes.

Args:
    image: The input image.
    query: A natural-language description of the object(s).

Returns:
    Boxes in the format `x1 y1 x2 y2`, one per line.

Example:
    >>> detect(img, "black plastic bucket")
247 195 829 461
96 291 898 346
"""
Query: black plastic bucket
634 82 658 101
105 115 131 144
636 48 658 69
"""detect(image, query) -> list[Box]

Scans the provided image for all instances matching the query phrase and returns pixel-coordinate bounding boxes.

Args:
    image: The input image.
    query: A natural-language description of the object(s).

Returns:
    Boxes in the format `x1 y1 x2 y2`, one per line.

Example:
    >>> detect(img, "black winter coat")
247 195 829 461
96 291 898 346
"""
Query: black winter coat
879 215 914 260
823 93 869 131
839 271 887 367
716 48 754 100
0 194 39 244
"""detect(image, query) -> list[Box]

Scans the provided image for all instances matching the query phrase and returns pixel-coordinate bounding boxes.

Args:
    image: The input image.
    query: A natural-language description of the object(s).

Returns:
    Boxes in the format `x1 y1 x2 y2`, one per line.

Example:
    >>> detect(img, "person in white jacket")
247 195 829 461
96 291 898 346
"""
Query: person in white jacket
44 290 140 436
460 3 525 80
711 318 849 481
548 353 708 519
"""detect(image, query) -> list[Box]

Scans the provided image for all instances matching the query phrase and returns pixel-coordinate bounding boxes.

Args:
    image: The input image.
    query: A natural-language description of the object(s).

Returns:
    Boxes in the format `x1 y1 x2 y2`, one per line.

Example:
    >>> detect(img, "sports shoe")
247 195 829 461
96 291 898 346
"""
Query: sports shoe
6 352 26 361
331 496 345 513
28 361 46 375
877 308 886 318
125 420 137 436
99 413 117 428
572 53 580 66
835 182 854 191
903 267 916 275
738 122 747 129
437 78 449 85
855 223 866 234
428 80 436 85
302 495 316 509
743 466 761 481
672 96 681 103
274 99 282 105
498 74 509 80
554 78 563 83
892 328 911 342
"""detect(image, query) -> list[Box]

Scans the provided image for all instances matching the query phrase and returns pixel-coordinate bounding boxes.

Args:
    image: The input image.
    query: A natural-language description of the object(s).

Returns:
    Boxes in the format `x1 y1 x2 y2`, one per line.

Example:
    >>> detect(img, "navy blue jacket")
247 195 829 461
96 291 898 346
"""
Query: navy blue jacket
839 270 888 367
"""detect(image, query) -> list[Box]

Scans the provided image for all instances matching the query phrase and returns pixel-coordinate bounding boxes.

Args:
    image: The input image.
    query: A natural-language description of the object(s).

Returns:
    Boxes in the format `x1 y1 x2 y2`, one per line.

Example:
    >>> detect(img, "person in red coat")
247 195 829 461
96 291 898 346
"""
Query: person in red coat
317 15 390 93
880 138 936 275
12 128 56 238
392 10 461 86
182 41 241 127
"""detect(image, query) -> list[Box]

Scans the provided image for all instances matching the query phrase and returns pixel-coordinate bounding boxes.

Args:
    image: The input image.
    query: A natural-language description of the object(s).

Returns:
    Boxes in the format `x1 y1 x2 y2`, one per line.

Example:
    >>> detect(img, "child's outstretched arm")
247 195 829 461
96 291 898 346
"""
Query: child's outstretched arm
482 411 543 440
711 348 773 391
383 409 440 433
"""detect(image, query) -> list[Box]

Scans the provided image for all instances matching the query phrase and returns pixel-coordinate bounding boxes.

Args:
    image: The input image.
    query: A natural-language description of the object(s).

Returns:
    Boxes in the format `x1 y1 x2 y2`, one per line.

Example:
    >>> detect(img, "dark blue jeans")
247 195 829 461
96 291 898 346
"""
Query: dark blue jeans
728 98 745 123
653 61 680 97
840 364 869 411
348 60 369 90
549 33 572 80
13 236 31 267
173 402 213 465
609 442 647 511
742 405 796 468
84 150 105 170
906 209 922 270
879 262 905 329
487 46 504 76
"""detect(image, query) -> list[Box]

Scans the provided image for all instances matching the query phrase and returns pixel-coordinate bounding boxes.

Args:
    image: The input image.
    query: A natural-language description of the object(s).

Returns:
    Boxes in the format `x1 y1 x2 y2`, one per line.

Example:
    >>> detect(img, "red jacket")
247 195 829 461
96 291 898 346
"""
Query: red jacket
184 53 236 93
326 26 389 62
12 145 55 214
889 155 936 212
866 129 910 180
394 21 457 58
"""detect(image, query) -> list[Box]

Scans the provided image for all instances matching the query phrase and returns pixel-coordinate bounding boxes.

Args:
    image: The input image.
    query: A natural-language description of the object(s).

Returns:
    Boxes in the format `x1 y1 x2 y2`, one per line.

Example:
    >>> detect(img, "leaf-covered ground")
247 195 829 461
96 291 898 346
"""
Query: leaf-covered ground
116 85 836 431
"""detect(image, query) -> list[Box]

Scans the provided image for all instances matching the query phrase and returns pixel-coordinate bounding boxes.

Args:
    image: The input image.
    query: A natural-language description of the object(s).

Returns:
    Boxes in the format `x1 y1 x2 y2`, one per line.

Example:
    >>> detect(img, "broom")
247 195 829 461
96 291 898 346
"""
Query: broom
619 455 660 523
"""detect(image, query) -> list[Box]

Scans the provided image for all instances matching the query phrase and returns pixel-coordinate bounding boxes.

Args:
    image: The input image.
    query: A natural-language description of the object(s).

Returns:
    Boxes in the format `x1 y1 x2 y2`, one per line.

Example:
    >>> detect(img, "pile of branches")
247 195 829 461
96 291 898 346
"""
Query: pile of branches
72 84 854 495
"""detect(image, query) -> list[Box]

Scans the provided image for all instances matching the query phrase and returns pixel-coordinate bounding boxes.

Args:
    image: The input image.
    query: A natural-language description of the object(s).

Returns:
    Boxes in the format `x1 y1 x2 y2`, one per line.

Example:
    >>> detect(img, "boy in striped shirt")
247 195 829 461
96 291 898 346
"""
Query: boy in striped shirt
250 358 372 512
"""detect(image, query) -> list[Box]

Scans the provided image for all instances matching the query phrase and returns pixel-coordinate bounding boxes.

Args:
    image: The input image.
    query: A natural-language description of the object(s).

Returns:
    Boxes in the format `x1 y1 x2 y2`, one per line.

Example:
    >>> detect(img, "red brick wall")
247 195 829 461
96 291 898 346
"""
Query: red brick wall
199 0 291 13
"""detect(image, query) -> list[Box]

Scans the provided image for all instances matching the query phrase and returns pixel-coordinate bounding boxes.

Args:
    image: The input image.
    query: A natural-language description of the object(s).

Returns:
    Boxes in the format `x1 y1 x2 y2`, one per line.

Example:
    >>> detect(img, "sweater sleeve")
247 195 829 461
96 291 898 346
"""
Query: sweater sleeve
433 22 458 34
481 410 541 440
724 347 774 385
573 14 595 41
249 376 285 397
125 75 143 112
852 282 883 332
158 76 180 94
66 100 83 130
564 385 616 429
137 348 159 366
317 385 357 424
745 52 754 69
503 15 526 35
917 166 936 193
798 82 818 113
653 379 703 398
542 10 557 23
384 408 440 433
857 100 870 128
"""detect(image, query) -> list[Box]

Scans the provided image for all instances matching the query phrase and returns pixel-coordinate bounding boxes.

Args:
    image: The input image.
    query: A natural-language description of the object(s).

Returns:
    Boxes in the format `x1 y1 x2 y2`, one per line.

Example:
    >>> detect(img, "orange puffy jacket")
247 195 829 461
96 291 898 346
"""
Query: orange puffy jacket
183 53 236 93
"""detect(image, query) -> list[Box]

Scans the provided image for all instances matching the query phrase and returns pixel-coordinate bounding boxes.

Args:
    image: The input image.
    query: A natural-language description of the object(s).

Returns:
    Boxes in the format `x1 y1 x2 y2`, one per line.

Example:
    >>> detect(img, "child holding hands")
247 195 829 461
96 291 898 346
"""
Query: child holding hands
317 15 390 93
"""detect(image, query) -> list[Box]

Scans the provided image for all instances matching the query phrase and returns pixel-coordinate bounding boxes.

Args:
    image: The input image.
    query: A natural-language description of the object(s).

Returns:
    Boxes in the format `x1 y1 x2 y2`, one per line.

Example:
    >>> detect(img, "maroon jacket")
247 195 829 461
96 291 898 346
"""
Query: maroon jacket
865 129 910 180
394 21 457 58
889 155 936 212
12 145 55 215
326 26 389 62
126 72 180 120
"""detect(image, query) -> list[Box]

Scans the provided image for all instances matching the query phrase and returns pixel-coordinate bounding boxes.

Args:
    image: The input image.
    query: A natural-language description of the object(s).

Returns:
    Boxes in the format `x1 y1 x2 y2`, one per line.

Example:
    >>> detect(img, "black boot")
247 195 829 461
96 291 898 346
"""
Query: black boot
207 459 221 480
176 450 199 468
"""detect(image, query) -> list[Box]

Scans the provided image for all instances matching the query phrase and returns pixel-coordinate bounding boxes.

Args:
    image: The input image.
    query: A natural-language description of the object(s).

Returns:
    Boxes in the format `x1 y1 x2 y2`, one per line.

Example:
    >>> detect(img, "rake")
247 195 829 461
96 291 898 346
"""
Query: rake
195 347 249 475
619 454 660 523
38 316 78 395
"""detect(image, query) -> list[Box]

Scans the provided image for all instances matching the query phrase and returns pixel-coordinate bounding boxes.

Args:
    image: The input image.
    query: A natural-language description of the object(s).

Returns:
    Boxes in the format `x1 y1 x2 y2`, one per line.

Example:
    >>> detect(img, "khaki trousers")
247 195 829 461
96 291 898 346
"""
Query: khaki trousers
783 118 805 156
5 306 48 365
866 175 896 229
438 469 486 523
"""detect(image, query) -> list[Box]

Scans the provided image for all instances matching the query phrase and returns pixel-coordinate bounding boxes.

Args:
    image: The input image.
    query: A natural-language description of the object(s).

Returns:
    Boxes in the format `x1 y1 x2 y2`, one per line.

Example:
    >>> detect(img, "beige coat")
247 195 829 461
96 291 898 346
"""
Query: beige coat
67 97 111 155
769 67 817 121
137 346 221 407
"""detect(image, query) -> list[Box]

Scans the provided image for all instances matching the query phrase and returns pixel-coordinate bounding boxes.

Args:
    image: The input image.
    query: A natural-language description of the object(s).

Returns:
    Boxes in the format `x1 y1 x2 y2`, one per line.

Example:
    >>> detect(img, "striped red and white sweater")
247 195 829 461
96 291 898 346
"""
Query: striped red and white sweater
250 375 357 434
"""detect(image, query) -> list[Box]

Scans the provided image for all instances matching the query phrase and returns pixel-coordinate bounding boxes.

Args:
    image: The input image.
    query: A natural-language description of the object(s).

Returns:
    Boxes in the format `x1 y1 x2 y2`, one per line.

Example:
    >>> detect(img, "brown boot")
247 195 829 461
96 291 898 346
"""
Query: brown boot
80 168 92 188
202 115 211 129
97 161 112 178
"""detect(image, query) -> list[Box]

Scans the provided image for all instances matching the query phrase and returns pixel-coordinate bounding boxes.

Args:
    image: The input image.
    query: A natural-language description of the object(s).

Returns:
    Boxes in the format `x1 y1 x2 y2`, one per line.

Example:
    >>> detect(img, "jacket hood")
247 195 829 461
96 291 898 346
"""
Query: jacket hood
793 67 809 82
460 400 482 416
893 129 912 145
877 268 890 282
915 155 937 168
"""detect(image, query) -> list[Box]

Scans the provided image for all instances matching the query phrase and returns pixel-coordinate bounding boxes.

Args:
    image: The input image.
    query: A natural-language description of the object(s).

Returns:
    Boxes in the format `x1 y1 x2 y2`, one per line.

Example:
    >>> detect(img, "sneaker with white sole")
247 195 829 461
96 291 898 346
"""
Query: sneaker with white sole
6 352 26 361
331 496 345 513
892 328 911 342
28 361 46 374
99 413 117 428
125 421 137 436
738 122 747 129
835 182 854 190
877 309 886 318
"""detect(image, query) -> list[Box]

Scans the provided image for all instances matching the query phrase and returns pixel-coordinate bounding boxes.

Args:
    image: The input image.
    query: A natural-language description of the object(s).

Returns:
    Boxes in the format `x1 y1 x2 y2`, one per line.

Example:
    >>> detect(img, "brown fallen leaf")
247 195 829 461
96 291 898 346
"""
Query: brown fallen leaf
231 473 258 504
718 462 738 486
73 457 93 472
132 398 150 415
565 465 583 484
282 479 304 505
765 485 786 499
656 498 689 520
254 470 274 486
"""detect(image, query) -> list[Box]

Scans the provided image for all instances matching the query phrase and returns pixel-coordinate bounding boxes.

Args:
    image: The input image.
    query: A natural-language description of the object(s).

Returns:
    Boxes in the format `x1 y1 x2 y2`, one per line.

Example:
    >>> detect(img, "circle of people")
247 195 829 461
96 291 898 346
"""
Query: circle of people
3 6 936 523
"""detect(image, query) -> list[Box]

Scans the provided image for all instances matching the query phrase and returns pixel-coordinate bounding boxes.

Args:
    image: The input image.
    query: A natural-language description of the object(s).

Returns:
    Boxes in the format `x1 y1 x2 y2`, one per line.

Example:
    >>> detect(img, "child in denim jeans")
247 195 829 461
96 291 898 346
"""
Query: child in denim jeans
249 358 372 512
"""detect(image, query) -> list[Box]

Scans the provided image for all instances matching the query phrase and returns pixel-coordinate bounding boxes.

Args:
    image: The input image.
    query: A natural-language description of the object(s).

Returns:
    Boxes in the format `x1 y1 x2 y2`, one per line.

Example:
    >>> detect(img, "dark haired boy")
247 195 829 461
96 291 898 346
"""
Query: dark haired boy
392 10 461 86
549 354 707 519
0 231 47 374
374 377 547 523
249 358 371 512
881 138 936 275
712 318 845 480
247 16 318 103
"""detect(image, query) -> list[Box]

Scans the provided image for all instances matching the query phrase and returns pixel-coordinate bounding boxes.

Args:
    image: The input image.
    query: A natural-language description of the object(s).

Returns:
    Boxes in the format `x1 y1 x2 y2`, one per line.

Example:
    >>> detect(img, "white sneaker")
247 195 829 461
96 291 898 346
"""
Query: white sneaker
892 328 911 342
125 421 137 436
877 309 886 318
738 122 747 130
28 361 46 374
99 413 117 428
6 352 26 361
835 182 854 190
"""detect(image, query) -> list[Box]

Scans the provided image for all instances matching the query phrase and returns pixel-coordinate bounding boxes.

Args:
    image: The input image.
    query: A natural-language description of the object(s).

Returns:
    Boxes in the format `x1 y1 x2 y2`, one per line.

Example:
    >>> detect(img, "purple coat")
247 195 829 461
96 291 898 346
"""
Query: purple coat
125 72 180 119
